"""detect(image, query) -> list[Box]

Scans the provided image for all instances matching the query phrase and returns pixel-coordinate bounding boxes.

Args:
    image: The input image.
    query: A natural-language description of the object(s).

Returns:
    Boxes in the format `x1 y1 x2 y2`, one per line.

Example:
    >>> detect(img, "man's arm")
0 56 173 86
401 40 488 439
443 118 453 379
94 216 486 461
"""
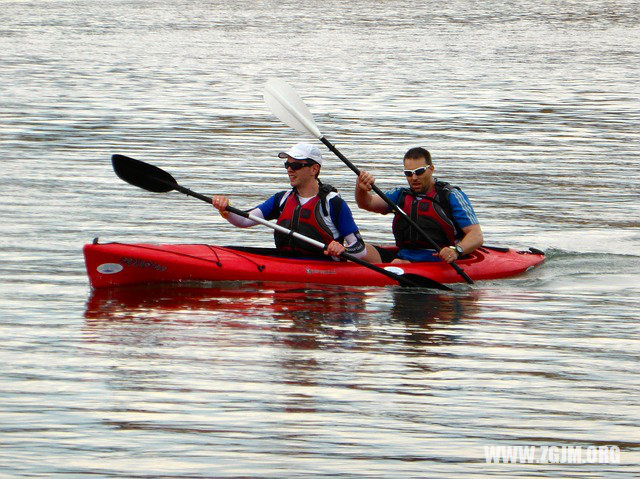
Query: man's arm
329 195 382 263
437 224 483 263
456 224 483 255
212 193 280 227
355 171 392 214
437 188 484 263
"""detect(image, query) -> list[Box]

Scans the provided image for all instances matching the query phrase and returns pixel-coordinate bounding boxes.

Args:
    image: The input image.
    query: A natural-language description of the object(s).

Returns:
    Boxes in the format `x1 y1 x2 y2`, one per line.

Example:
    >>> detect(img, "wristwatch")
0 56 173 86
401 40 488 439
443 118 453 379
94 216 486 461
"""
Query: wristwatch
449 245 464 257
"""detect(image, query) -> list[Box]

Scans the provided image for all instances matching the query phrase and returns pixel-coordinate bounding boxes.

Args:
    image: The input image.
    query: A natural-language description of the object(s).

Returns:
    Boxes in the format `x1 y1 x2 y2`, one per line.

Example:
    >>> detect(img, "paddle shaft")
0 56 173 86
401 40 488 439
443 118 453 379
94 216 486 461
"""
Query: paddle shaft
169 182 425 287
319 137 474 284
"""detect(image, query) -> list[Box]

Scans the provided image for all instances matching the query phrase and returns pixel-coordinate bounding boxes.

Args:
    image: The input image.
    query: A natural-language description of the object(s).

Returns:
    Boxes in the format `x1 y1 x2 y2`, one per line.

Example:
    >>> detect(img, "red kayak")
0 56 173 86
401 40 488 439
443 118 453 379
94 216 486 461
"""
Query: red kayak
83 239 545 289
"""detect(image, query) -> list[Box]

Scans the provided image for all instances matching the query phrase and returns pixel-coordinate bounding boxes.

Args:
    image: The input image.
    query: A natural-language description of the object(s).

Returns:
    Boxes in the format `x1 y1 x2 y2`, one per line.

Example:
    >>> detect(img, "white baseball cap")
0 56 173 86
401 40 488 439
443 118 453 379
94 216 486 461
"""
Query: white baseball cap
278 142 323 166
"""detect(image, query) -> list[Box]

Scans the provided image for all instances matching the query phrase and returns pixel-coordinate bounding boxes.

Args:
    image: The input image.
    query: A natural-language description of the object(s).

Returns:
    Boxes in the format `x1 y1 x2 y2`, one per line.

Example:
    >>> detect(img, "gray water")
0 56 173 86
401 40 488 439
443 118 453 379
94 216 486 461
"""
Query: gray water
1 0 639 477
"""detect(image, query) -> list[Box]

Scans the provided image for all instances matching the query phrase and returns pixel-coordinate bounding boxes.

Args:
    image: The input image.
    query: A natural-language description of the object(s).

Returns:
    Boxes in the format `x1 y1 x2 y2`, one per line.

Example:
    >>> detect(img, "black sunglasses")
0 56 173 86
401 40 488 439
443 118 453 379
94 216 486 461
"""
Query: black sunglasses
403 166 428 177
283 160 313 171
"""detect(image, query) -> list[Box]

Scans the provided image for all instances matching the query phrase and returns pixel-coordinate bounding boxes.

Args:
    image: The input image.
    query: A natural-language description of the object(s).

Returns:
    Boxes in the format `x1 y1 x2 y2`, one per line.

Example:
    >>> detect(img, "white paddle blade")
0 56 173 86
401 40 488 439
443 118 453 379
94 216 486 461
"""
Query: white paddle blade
264 78 323 139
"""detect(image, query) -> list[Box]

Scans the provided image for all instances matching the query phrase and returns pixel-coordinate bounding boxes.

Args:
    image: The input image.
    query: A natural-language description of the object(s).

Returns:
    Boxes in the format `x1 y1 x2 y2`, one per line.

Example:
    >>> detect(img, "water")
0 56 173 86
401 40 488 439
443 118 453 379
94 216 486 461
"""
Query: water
1 0 639 476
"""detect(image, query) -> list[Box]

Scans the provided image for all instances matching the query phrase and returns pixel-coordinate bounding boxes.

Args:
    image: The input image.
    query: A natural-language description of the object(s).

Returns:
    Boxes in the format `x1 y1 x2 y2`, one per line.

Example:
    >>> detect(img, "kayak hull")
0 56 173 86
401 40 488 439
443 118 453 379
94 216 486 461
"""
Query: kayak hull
83 241 545 289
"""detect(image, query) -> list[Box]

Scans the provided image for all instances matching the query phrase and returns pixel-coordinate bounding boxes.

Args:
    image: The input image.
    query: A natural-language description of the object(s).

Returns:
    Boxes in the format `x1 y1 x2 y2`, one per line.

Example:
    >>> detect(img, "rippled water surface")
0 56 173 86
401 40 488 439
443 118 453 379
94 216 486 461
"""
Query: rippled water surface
1 0 639 477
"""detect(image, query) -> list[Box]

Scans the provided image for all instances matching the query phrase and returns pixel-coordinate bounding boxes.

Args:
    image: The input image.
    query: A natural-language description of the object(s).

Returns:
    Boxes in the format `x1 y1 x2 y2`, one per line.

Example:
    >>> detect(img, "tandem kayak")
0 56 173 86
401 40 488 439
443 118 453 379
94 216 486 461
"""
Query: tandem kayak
83 240 545 289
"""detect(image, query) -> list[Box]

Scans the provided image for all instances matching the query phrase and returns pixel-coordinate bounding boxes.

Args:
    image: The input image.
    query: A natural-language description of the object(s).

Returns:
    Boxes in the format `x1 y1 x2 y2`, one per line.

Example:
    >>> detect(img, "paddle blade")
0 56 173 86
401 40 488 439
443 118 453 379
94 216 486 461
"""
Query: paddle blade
111 154 178 193
400 273 453 291
264 78 323 139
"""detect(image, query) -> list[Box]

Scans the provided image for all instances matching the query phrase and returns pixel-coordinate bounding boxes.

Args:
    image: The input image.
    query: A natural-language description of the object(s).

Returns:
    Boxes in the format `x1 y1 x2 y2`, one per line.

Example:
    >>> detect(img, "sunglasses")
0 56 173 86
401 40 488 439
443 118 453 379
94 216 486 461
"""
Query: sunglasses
283 160 313 171
403 166 429 177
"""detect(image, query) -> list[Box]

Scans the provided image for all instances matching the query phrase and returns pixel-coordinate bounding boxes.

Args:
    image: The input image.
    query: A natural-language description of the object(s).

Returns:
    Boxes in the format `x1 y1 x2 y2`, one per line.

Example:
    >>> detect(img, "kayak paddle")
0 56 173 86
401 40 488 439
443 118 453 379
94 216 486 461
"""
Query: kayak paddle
264 78 474 285
111 154 453 290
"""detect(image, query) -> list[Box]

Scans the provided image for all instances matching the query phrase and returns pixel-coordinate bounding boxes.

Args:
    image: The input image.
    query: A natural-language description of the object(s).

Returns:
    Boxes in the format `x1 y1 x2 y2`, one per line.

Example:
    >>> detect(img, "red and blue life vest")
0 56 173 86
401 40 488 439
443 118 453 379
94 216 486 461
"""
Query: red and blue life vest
392 181 461 249
274 185 338 255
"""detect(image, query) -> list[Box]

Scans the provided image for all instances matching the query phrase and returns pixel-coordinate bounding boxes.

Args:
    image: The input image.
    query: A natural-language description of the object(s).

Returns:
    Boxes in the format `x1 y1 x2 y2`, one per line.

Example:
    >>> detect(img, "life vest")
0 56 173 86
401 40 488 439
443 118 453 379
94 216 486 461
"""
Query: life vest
392 181 461 249
274 184 339 255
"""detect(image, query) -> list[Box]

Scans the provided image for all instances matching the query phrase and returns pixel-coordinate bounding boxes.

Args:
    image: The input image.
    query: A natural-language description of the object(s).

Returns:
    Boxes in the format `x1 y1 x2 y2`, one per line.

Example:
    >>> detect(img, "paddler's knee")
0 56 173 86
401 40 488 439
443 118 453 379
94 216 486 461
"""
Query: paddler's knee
361 243 382 263
391 258 410 264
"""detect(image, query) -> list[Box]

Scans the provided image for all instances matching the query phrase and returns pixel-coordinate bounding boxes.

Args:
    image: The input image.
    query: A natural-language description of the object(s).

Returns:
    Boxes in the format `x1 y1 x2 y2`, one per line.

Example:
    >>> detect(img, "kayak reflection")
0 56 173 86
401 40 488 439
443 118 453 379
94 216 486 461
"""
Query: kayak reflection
84 282 372 355
81 283 482 424
390 289 483 351
84 282 369 324
84 282 481 352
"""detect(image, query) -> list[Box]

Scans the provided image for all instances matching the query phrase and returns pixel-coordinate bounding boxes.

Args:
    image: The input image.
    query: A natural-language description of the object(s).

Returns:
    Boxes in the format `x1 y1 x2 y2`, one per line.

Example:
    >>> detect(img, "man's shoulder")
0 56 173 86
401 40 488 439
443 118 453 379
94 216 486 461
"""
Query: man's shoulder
445 186 479 225
435 179 461 192
447 186 471 203
326 192 348 212
386 187 408 201
325 190 342 200
273 189 292 202
258 190 291 216
434 180 466 202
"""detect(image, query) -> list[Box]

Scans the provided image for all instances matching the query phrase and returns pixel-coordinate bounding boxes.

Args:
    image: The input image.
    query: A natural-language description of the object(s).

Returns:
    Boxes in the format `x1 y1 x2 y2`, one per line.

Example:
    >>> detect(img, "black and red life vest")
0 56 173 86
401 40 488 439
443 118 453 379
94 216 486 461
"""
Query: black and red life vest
274 184 339 255
392 181 462 249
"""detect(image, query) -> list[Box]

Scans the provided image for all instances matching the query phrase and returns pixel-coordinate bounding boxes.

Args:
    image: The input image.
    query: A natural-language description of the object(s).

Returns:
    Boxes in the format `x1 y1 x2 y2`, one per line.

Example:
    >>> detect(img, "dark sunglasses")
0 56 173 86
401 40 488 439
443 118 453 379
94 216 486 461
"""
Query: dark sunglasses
283 160 313 171
403 166 429 177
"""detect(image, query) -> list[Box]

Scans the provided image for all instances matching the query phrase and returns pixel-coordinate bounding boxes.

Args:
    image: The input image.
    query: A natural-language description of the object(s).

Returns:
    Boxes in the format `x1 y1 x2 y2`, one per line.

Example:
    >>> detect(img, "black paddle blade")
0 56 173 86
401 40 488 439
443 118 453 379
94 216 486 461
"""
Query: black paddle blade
399 273 453 290
111 154 178 193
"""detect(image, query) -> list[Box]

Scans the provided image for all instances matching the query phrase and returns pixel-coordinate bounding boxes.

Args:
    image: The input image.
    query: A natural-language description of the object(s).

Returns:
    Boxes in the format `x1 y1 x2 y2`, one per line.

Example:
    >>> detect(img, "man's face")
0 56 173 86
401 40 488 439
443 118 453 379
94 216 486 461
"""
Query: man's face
403 157 433 193
284 157 318 188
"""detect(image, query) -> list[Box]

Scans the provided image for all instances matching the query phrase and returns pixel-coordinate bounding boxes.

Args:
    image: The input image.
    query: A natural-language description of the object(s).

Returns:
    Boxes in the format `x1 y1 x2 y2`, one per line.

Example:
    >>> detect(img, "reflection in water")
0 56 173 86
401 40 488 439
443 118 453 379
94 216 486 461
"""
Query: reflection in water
392 289 474 323
85 282 480 325
390 289 482 351
84 282 369 324
84 282 482 353
84 283 482 427
84 282 373 357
